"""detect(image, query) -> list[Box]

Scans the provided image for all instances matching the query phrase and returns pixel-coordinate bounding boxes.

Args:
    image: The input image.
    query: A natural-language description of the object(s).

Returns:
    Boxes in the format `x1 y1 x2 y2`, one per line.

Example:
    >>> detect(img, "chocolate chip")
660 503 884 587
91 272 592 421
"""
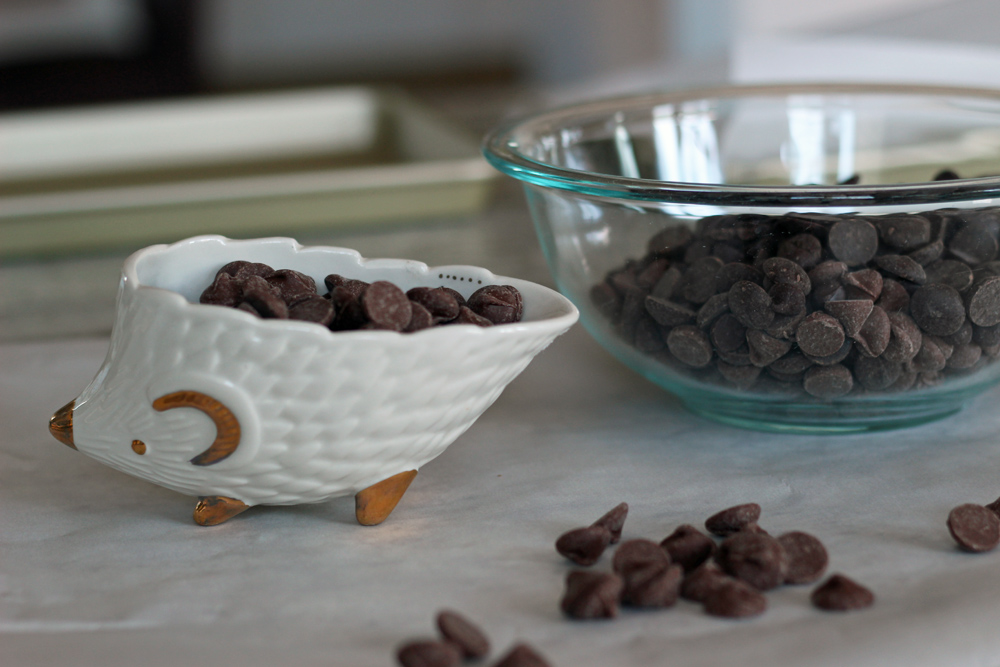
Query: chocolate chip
802 364 854 398
288 295 335 326
875 279 910 313
973 323 1000 347
680 256 724 304
828 218 879 266
468 285 523 324
715 531 788 591
436 610 489 659
809 260 849 286
680 563 731 602
849 308 887 358
648 224 694 257
397 640 462 667
324 274 369 298
811 574 875 611
761 257 812 295
912 336 949 373
769 282 807 315
804 338 853 366
360 281 413 330
769 351 813 376
560 570 624 620
592 502 629 544
797 312 846 357
266 269 317 304
911 284 966 336
702 579 768 618
777 233 823 269
876 214 931 251
556 525 612 566
966 276 1000 326
651 266 683 299
728 281 774 329
661 524 716 572
947 342 982 369
636 258 670 290
925 260 974 292
908 239 945 266
883 312 923 364
710 314 747 352
621 562 683 608
947 503 1000 552
645 295 696 327
667 325 714 368
407 287 461 323
230 261 274 281
940 318 973 346
747 329 792 367
330 286 367 330
200 272 242 307
696 293 731 329
404 302 436 333
705 503 761 537
492 644 552 667
715 262 763 294
612 539 670 575
950 220 998 265
853 355 902 391
241 275 288 319
823 300 873 338
874 254 926 284
717 361 762 389
778 531 828 585
842 269 883 301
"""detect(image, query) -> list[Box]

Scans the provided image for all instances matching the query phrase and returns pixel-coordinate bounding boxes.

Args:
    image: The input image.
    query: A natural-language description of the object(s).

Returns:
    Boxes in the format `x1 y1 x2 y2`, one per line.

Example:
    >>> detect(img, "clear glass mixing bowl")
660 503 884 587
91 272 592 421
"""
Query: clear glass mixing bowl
484 83 1000 433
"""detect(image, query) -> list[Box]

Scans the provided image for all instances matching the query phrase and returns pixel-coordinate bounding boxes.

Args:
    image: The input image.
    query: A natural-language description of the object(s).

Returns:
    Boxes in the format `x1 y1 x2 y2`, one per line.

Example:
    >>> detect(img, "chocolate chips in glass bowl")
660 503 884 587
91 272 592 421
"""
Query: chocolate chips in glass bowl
592 206 1000 398
199 260 523 332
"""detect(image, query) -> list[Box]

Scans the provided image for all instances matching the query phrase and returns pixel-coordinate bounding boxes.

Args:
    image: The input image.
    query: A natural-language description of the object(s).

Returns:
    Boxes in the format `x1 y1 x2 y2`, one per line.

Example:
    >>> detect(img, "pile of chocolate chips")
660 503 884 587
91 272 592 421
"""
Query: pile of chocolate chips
396 609 550 667
947 495 1000 553
556 502 874 620
591 205 1000 398
199 260 523 332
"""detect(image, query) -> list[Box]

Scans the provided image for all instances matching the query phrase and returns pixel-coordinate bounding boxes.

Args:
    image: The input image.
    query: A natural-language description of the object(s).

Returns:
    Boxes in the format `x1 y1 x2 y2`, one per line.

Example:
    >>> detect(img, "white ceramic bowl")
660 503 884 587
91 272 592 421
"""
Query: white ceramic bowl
48 235 578 526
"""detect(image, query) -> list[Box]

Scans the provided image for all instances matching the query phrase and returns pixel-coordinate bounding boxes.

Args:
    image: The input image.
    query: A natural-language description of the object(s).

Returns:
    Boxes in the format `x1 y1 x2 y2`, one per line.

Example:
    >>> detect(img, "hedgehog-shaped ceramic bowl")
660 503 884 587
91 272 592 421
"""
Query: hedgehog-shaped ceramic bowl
48 235 578 527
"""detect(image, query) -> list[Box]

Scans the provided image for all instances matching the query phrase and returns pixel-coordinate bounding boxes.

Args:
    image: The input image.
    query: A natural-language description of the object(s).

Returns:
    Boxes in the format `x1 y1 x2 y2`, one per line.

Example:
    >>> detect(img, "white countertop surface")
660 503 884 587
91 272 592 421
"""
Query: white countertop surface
6 323 1000 667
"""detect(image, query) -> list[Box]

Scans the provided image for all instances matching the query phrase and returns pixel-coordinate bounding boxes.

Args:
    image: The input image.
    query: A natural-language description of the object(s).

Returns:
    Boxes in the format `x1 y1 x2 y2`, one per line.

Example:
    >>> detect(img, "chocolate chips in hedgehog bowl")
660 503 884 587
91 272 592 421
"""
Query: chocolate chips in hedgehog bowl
199 260 523 331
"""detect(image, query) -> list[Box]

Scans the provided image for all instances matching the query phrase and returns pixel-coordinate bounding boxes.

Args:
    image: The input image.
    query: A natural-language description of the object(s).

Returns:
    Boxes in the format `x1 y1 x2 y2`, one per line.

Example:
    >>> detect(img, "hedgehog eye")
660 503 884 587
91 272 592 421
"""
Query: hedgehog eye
131 439 147 455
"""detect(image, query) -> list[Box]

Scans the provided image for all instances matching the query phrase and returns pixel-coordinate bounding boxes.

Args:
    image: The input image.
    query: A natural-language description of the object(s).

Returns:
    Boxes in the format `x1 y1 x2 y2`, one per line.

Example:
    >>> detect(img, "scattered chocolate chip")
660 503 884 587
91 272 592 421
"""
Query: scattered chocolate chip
556 526 612 566
451 306 494 327
715 532 789 591
612 539 670 575
241 275 288 319
592 502 629 544
200 272 243 307
560 570 624 620
436 610 490 659
621 562 683 608
661 525 716 572
810 574 875 611
266 269 317 304
948 503 1000 552
492 644 551 667
777 532 829 585
705 503 761 537
404 302 436 332
680 563 731 602
702 579 768 618
397 640 462 667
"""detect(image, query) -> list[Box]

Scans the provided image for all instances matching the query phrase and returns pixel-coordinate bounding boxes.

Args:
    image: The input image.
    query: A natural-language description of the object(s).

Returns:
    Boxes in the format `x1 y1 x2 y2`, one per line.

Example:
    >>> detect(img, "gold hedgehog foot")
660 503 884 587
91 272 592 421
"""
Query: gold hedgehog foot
355 470 418 526
193 496 249 526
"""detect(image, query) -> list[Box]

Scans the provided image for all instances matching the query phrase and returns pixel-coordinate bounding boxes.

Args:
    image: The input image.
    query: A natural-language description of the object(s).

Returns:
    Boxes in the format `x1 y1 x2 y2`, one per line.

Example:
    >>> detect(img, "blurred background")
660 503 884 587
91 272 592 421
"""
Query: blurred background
4 0 1000 342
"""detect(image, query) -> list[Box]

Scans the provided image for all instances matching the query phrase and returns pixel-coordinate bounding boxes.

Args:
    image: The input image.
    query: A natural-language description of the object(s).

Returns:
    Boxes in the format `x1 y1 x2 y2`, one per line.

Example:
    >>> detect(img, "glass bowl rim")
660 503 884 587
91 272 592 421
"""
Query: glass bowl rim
482 82 1000 207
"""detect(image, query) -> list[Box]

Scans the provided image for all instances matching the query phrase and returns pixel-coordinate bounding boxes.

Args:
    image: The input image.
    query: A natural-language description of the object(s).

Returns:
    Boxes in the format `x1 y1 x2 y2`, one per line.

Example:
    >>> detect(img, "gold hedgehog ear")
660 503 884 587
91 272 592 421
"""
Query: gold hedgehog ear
152 391 241 466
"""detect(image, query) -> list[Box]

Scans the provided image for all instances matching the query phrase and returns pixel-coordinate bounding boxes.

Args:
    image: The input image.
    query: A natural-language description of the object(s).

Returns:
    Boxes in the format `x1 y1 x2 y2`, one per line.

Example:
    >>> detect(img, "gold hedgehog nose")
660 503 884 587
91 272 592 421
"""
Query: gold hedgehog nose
49 400 75 449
